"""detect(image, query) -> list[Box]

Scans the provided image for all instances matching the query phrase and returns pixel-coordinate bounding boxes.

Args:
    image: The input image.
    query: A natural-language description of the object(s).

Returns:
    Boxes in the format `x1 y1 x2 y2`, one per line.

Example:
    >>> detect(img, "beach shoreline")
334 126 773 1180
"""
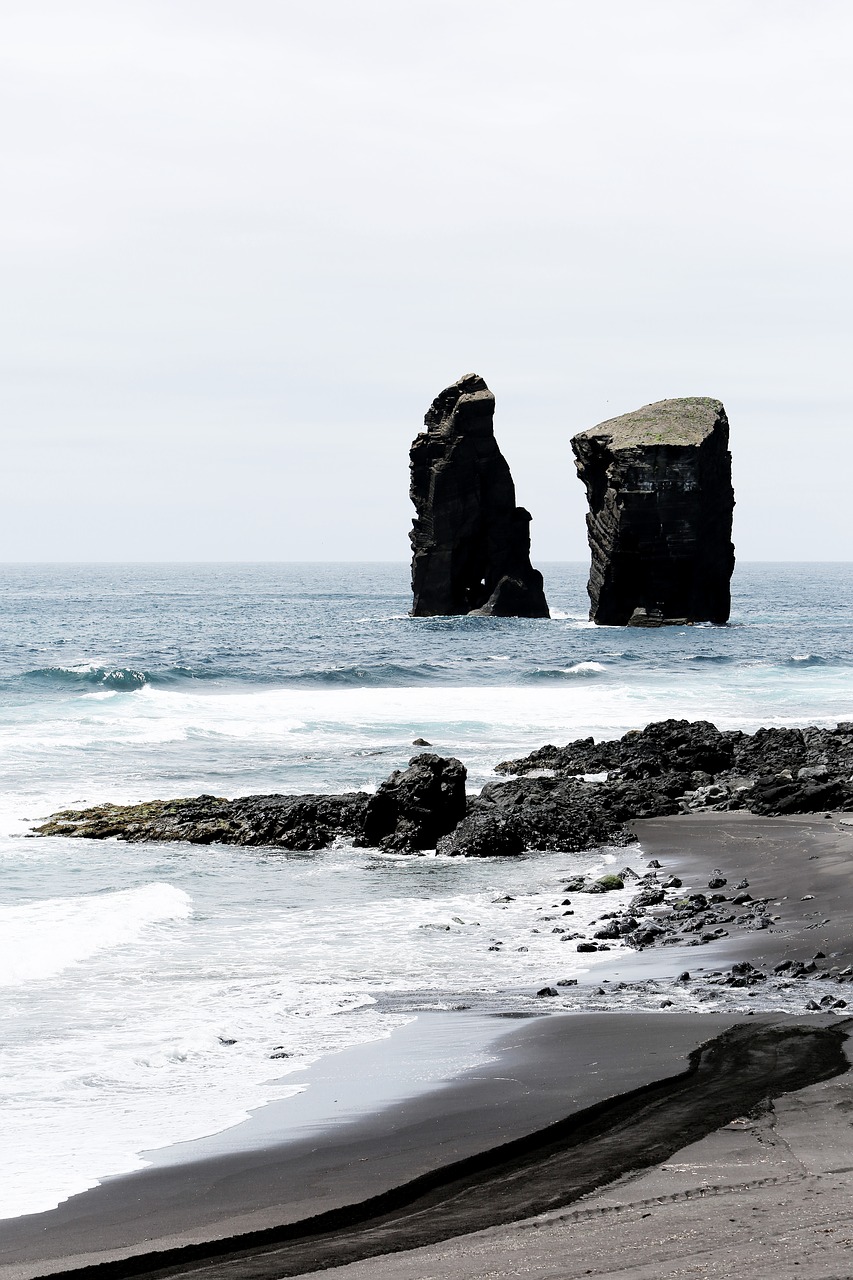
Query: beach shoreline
4 811 853 1279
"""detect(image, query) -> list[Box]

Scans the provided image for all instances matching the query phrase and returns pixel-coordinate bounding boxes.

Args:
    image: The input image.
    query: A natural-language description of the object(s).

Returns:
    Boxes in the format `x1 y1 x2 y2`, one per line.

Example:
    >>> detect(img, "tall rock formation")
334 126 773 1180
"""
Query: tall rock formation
409 373 549 617
571 397 735 626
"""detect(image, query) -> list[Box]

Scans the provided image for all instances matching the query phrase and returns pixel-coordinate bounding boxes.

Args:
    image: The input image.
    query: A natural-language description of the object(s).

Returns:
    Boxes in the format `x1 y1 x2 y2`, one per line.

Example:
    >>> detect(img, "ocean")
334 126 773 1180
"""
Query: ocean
1 560 851 1221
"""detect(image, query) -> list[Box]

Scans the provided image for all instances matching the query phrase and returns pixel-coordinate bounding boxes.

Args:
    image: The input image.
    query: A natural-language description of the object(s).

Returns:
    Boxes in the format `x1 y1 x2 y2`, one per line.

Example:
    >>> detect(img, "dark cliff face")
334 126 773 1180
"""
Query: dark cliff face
571 398 735 626
409 373 549 618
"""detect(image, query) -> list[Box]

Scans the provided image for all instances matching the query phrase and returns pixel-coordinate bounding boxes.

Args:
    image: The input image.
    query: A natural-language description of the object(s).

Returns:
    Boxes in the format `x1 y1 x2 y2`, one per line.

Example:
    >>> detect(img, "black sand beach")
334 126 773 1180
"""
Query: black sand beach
5 812 853 1280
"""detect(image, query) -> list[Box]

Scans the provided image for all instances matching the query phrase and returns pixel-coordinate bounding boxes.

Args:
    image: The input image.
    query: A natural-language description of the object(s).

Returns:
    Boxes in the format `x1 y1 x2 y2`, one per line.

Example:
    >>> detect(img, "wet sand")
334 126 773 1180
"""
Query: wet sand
4 812 853 1280
0 1011 743 1278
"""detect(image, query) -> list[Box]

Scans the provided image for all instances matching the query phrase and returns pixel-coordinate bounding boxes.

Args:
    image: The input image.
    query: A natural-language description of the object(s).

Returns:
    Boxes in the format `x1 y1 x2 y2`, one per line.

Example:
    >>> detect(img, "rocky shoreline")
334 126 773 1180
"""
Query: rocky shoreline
526 852 853 1012
33 718 853 857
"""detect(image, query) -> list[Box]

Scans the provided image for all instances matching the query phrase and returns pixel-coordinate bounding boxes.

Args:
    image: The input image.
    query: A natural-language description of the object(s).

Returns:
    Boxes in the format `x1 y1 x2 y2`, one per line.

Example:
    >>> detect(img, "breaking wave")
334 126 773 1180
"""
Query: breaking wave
19 666 219 692
681 654 736 664
522 661 608 681
19 660 493 692
286 662 444 687
0 883 192 986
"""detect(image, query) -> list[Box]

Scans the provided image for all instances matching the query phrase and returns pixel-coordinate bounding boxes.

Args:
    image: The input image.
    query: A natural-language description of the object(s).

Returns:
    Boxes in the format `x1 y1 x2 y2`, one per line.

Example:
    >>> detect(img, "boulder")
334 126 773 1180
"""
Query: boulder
745 775 852 816
732 726 807 776
361 753 467 851
571 398 735 626
409 373 549 617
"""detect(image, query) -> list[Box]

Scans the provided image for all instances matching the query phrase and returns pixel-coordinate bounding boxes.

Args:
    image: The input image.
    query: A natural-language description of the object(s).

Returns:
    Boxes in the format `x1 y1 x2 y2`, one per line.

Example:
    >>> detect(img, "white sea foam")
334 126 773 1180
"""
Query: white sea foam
0 841 633 1220
0 884 192 986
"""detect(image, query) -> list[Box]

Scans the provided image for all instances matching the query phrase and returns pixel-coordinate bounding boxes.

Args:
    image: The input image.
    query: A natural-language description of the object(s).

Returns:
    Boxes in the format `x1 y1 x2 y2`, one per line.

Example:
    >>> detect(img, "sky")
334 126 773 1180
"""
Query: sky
2 0 852 561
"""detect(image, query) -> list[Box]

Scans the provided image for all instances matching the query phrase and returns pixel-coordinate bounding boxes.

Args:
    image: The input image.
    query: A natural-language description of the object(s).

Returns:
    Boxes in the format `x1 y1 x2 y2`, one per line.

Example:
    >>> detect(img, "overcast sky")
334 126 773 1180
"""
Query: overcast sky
2 0 851 561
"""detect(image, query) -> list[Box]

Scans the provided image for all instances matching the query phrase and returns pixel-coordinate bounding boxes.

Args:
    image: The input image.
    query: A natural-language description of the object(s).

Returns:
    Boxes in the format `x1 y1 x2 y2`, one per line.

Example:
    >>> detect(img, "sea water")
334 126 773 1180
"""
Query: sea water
1 561 851 1220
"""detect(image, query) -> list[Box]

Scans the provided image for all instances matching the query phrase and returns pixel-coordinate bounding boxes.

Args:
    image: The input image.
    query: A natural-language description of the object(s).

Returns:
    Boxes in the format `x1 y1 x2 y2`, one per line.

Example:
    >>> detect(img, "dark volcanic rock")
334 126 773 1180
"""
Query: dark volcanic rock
497 719 735 779
33 792 371 852
571 398 735 626
494 718 853 821
360 753 467 851
409 373 549 618
746 776 851 816
35 756 468 856
437 775 634 857
731 726 807 776
435 810 526 858
33 720 853 859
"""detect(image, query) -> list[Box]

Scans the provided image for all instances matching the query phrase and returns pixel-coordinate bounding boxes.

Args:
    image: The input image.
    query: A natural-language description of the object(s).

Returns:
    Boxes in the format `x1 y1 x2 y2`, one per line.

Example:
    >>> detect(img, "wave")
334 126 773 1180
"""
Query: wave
680 653 836 669
18 661 457 693
0 883 191 986
13 650 842 698
19 665 225 692
522 661 607 682
286 662 449 687
681 654 735 664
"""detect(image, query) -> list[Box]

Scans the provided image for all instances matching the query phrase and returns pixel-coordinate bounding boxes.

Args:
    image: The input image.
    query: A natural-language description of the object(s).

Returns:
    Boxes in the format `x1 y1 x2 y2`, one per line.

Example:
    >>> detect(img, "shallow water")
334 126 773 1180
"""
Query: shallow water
1 561 851 1219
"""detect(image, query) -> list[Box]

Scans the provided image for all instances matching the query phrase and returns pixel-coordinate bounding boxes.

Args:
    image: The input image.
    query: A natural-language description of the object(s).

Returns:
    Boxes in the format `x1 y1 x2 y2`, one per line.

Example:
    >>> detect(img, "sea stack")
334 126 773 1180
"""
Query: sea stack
571 397 735 626
409 373 549 617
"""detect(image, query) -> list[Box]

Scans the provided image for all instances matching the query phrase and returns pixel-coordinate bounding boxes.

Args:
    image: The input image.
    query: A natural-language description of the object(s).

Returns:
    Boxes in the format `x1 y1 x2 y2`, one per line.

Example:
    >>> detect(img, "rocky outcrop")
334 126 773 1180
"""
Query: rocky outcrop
32 722 853 856
34 756 467 855
409 373 549 617
495 718 853 818
436 776 638 857
33 792 371 851
496 718 738 778
360 753 467 851
571 398 735 626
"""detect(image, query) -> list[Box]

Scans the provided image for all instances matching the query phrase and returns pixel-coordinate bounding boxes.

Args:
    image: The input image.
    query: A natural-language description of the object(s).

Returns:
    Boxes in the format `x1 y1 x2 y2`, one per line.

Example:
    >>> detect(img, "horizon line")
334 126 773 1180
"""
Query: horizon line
0 559 851 568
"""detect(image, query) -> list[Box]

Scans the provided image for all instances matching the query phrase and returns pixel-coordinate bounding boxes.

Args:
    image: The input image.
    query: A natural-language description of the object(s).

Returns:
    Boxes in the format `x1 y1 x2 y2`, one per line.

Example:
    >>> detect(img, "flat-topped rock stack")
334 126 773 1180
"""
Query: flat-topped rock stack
572 398 735 626
409 373 549 617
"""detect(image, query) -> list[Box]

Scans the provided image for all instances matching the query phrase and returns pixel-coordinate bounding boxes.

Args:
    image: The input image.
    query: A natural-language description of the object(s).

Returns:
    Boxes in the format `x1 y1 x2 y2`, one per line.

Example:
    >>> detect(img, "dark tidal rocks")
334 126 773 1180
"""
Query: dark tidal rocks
33 719 853 857
360 753 467 851
36 755 467 856
571 397 735 626
495 717 853 820
562 874 625 893
436 775 638 858
34 792 372 852
409 373 549 618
